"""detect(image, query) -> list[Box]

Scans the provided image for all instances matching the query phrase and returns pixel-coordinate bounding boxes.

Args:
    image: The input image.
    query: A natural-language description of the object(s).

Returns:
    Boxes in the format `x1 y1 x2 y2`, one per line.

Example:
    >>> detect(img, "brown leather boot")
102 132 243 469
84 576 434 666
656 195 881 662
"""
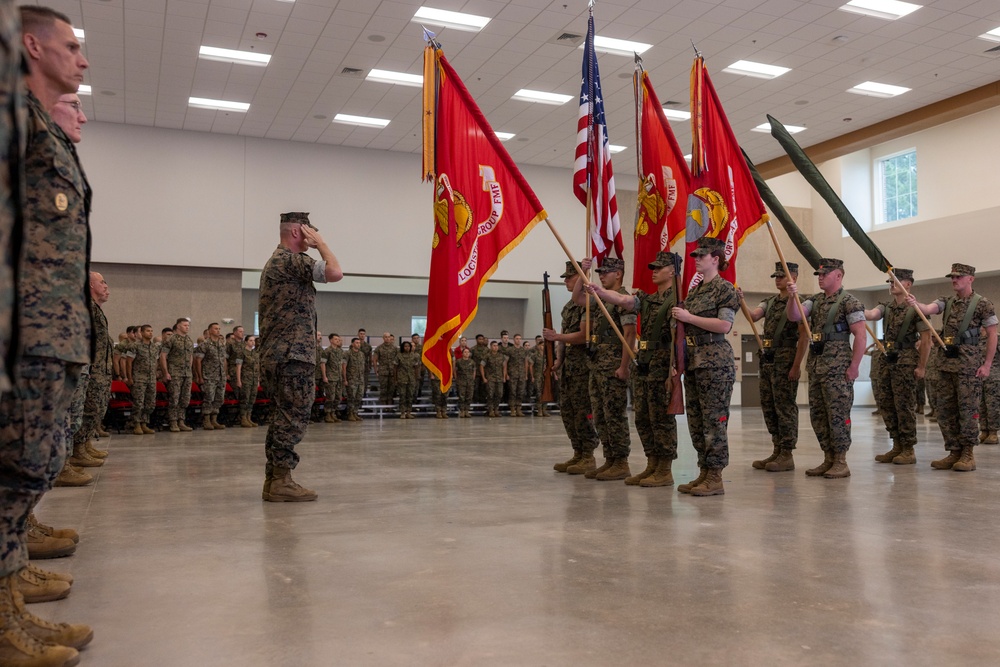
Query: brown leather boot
625 456 658 486
639 458 674 487
596 458 631 481
0 574 80 667
566 453 597 475
584 458 613 479
823 451 851 478
264 466 317 502
16 566 70 604
202 415 214 430
765 449 795 472
27 515 77 545
875 441 902 463
931 449 962 470
752 446 780 470
141 423 155 434
805 450 834 476
892 445 916 465
67 443 102 468
689 468 724 496
211 415 225 430
53 464 92 487
554 451 582 473
678 468 707 494
952 446 976 472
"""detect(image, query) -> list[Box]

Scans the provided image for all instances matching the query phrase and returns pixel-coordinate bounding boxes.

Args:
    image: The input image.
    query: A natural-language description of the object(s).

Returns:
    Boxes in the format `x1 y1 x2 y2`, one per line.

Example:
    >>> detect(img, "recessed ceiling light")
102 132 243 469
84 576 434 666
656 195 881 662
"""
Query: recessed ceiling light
494 132 515 141
412 6 490 32
662 108 691 121
847 81 910 97
512 89 573 105
979 27 1000 43
366 69 423 87
838 0 921 20
188 97 250 112
722 60 790 79
581 35 653 57
199 45 271 67
77 84 91 95
73 28 84 42
752 123 805 133
608 145 627 154
333 113 390 128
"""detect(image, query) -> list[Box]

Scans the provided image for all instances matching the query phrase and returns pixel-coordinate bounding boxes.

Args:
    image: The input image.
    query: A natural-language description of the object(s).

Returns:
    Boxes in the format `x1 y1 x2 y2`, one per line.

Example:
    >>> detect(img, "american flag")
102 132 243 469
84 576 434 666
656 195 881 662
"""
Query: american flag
572 11 622 263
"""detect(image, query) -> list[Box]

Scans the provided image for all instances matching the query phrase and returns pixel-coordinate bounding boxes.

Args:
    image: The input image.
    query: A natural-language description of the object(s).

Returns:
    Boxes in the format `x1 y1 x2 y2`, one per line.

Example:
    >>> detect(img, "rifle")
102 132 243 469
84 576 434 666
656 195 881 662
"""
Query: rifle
667 268 685 415
541 271 555 402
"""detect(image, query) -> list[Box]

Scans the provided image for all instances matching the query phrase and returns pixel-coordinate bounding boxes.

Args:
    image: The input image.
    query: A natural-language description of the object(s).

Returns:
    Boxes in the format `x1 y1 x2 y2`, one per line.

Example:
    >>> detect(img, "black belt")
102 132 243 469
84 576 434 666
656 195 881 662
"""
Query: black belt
685 333 726 347
881 340 915 351
810 332 850 342
589 335 620 345
761 338 798 349
638 340 670 351
941 334 978 346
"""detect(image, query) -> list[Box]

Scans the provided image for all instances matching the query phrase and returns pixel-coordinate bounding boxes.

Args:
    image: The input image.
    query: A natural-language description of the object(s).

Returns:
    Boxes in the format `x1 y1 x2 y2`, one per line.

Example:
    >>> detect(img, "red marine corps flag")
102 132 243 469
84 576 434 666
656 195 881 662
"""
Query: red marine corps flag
683 55 768 293
421 41 547 391
632 63 690 293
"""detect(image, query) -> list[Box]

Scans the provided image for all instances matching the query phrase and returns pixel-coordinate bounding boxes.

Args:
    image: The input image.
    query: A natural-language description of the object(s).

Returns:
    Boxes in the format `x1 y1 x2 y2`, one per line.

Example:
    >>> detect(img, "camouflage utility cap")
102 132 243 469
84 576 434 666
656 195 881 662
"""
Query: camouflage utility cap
945 263 975 278
648 251 681 270
814 258 844 275
596 257 625 274
690 236 725 257
770 261 798 277
280 211 317 229
559 260 580 279
888 268 914 283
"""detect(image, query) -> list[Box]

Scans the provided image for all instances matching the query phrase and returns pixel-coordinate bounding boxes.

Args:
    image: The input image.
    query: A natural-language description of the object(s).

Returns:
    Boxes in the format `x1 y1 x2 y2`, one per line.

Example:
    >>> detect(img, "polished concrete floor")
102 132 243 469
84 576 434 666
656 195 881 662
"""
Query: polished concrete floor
32 408 1000 666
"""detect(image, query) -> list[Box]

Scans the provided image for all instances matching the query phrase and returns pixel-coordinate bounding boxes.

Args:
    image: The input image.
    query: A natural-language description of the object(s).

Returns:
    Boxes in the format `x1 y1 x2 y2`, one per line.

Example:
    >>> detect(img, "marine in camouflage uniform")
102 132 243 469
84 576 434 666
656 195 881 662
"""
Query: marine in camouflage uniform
0 0 23 398
160 319 194 431
786 258 867 479
977 332 1000 444
358 330 373 397
911 263 997 472
528 340 547 416
454 348 476 417
864 269 930 465
503 335 529 416
128 325 159 435
470 335 490 403
546 262 600 474
322 334 344 423
345 338 367 420
238 336 261 427
674 238 739 495
373 334 399 409
746 262 807 473
395 343 420 418
574 256 636 482
258 212 342 501
226 327 244 401
869 343 884 416
481 342 507 418
195 324 227 430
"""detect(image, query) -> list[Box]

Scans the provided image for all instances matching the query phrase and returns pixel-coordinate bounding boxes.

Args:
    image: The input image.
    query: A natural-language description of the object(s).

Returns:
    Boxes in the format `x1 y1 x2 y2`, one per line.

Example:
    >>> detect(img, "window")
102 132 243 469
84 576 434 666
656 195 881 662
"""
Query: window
411 316 427 337
876 149 917 224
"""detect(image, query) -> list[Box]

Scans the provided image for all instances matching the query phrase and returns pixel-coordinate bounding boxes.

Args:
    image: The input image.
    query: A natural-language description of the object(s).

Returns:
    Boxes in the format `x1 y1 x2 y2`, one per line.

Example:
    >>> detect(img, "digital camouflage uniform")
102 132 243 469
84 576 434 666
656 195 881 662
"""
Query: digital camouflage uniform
345 347 366 417
161 332 194 423
929 290 996 455
130 339 159 426
239 345 260 419
258 243 328 477
482 351 506 415
359 338 372 396
471 342 489 402
682 276 738 470
429 373 449 413
196 337 226 419
68 364 89 437
559 301 599 456
0 0 23 397
802 288 865 456
978 334 1000 437
758 293 801 451
323 345 344 417
872 299 927 450
529 346 545 413
586 285 636 462
869 344 884 413
632 287 678 460
395 350 420 414
504 344 529 414
374 341 399 407
0 89 92 577
226 337 244 399
455 357 476 414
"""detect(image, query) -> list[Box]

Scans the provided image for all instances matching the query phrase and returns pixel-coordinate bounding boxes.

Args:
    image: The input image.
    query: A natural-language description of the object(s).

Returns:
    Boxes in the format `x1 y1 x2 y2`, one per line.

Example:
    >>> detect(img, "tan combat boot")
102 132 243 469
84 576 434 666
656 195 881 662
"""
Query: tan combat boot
554 451 582 473
875 441 902 463
241 414 253 428
141 423 155 434
892 445 916 465
27 515 78 545
26 526 75 560
14 585 93 649
131 422 144 436
178 420 193 432
805 450 834 476
639 458 674 487
202 415 214 430
931 449 962 470
823 451 851 478
566 453 597 475
324 412 336 423
169 420 180 433
952 446 976 472
53 464 92 487
983 432 998 445
978 431 987 443
85 441 108 459
596 458 631 481
678 468 707 494
211 415 226 430
264 466 317 502
765 449 795 472
95 426 110 438
752 446 780 470
67 443 102 468
584 458 613 479
16 565 70 604
625 456 658 486
689 468 724 496
0 574 79 667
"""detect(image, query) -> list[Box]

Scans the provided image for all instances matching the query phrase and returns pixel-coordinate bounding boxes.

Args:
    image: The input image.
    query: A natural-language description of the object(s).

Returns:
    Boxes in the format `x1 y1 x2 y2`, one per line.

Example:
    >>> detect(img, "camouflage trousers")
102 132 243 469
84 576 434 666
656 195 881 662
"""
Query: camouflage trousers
324 379 343 414
474 375 487 403
167 376 192 422
262 360 313 477
979 375 1000 434
239 377 259 416
131 377 156 424
760 360 799 450
200 374 225 416
486 378 504 413
398 380 415 412
684 367 733 469
932 372 981 452
0 357 82 576
430 380 448 408
807 371 854 454
633 376 677 459
508 375 526 411
68 363 90 437
533 375 545 412
559 363 598 453
378 373 396 407
456 376 474 412
589 372 631 460
876 361 918 447
74 370 110 445
346 381 364 414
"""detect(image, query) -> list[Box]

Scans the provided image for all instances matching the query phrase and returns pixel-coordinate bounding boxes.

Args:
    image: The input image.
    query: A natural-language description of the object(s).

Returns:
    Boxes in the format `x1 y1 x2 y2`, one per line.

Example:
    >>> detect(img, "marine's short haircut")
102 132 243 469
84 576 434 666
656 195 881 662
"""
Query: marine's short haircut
20 6 73 36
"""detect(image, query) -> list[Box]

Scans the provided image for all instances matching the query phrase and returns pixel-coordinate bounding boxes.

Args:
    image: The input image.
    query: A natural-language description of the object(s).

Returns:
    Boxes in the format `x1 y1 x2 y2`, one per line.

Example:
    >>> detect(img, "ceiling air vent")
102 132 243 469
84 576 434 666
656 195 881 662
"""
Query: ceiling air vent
340 67 365 78
549 32 584 47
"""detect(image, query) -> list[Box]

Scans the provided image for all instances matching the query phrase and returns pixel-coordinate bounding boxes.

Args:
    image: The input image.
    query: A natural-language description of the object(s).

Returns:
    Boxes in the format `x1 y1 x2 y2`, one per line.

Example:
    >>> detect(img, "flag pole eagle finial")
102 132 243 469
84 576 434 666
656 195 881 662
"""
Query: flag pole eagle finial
690 40 701 58
421 25 440 48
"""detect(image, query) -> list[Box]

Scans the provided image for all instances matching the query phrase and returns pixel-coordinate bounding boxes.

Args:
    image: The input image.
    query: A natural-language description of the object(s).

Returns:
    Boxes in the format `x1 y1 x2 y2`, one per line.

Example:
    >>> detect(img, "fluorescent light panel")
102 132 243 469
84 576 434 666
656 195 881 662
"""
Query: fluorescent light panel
979 27 1000 42
494 132 515 141
838 0 921 20
77 84 91 95
589 35 653 56
413 6 490 32
662 108 690 121
366 69 423 87
722 60 790 79
847 81 910 97
512 89 573 105
188 97 250 112
199 45 270 66
753 123 805 134
333 113 390 128
608 145 627 154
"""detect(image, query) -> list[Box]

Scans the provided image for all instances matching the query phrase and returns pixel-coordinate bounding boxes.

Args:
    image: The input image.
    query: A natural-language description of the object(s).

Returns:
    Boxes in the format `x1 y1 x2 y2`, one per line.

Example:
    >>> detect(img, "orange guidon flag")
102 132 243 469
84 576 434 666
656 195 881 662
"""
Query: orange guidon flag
632 68 691 294
421 45 547 391
683 56 768 294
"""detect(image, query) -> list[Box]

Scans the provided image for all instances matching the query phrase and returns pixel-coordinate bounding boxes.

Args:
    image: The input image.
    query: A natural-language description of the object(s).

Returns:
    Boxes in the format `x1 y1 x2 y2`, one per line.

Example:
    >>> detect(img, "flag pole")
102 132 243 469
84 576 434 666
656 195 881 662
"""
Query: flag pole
736 288 764 350
887 269 946 348
544 216 636 359
762 221 812 339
